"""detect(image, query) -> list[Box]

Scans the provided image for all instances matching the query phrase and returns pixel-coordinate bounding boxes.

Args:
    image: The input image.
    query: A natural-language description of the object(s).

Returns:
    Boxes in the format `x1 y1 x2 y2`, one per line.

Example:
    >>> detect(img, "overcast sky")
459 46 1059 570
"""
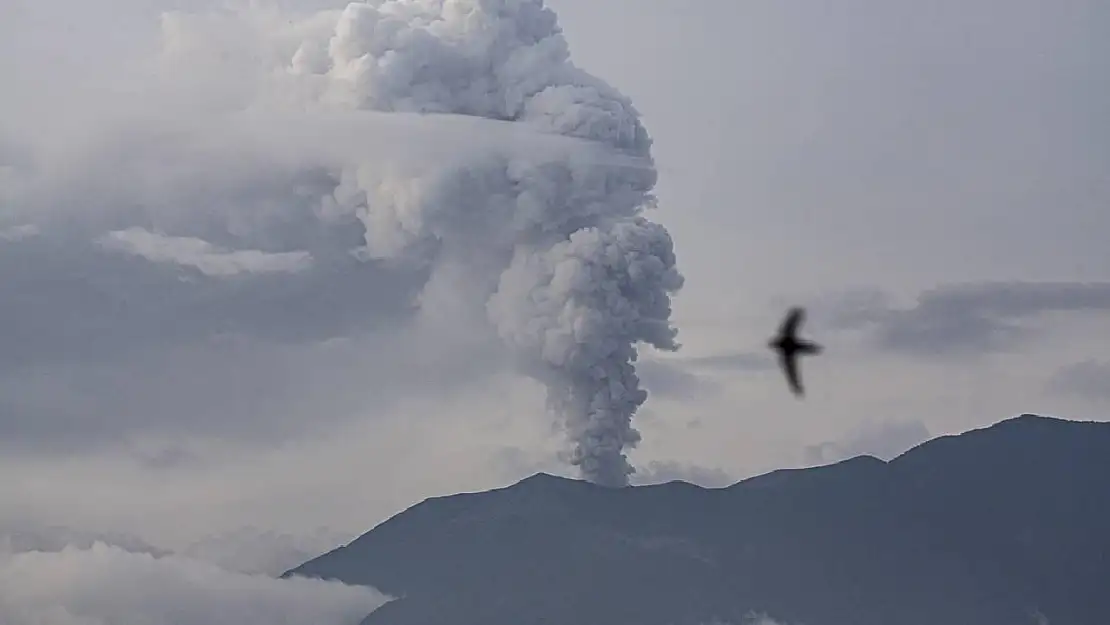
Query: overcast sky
1 1 1108 621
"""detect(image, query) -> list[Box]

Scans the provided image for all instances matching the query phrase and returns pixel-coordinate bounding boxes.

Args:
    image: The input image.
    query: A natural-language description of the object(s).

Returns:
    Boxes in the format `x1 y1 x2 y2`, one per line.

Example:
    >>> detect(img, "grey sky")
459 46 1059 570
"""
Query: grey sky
1 2 1108 621
1047 360 1110 402
804 419 932 465
825 281 1110 357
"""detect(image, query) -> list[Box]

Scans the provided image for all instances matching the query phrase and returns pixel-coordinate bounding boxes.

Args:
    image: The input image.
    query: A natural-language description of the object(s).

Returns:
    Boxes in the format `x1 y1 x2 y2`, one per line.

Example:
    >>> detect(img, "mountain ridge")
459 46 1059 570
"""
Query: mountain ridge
285 413 1110 625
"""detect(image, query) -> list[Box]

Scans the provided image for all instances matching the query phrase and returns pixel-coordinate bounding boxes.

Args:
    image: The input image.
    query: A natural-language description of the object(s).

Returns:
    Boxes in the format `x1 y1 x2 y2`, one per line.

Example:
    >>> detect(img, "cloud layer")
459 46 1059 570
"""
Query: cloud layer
0 542 388 625
829 282 1110 357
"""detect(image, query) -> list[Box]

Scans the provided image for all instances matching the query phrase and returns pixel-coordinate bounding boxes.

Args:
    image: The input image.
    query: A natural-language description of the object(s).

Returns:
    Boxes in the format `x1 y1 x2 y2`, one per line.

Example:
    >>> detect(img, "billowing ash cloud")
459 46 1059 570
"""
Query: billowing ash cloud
281 0 685 486
2 0 682 485
489 220 683 485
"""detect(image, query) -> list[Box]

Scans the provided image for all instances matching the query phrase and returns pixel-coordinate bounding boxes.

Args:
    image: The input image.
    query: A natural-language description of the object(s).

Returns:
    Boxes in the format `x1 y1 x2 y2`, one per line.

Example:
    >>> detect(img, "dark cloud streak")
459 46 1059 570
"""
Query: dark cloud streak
830 281 1110 357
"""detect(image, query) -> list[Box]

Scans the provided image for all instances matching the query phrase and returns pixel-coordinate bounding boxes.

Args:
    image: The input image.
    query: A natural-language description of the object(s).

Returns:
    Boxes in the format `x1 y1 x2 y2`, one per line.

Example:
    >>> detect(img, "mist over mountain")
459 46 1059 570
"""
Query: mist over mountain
287 414 1110 625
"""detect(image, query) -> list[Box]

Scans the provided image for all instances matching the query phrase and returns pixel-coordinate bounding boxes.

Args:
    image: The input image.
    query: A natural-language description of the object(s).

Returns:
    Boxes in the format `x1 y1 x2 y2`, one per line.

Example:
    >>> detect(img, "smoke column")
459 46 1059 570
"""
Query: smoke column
140 0 682 487
280 0 686 487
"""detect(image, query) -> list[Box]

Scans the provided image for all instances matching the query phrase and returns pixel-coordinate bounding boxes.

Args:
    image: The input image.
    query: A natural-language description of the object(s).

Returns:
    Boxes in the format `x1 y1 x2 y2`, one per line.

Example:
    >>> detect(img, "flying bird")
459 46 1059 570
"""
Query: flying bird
768 307 823 397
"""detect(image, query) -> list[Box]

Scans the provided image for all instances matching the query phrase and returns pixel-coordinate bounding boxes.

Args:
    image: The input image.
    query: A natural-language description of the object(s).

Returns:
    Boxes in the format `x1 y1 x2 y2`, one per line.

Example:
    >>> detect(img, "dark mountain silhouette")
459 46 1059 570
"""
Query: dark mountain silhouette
285 414 1110 625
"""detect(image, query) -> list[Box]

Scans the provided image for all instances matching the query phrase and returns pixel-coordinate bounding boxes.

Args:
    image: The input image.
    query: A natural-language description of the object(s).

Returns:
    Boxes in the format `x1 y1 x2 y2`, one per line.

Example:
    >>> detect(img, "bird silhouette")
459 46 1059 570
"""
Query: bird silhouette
768 307 823 397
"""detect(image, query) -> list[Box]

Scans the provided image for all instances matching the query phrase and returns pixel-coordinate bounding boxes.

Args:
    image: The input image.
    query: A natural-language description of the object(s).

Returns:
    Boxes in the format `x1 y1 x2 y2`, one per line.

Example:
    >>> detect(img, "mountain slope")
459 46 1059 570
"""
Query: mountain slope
285 414 1110 625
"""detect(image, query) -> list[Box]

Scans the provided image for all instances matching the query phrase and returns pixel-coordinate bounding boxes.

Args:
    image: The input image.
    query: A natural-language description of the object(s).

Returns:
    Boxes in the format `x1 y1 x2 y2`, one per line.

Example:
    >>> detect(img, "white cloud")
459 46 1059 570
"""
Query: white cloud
99 228 314 277
0 224 39 241
0 520 346 578
0 542 388 625
0 525 168 559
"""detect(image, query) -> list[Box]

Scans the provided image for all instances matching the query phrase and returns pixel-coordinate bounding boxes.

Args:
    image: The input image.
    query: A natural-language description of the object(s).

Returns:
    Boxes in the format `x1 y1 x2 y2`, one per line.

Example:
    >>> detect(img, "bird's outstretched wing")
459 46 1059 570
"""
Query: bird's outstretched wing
778 307 805 339
779 351 804 396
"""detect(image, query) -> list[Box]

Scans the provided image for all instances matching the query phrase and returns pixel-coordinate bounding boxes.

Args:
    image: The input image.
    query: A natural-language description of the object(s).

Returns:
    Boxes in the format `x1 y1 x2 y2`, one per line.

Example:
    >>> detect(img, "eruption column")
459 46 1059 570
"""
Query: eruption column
295 0 685 486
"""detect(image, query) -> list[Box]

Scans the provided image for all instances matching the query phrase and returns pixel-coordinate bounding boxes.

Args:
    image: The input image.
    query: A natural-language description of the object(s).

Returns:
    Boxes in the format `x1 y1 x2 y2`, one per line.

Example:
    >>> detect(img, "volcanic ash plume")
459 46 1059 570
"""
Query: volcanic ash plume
488 219 683 485
189 0 685 486
291 0 685 487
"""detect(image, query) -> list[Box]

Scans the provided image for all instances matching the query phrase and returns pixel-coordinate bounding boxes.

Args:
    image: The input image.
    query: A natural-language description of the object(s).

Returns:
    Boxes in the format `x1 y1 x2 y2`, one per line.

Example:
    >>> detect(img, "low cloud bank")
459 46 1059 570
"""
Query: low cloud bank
0 541 388 625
